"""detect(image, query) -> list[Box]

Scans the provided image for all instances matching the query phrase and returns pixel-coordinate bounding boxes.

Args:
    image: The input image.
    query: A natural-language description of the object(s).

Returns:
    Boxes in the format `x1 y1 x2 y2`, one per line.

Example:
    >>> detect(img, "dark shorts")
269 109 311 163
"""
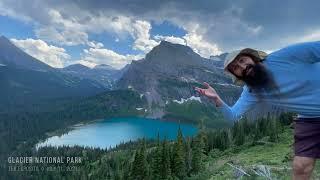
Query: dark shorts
294 118 320 158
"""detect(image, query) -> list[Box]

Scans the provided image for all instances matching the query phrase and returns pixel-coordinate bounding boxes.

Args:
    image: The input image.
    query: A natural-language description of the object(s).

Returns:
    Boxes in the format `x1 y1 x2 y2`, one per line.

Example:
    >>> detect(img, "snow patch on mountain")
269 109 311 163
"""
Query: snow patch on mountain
204 69 215 74
180 76 199 83
173 96 202 104
214 82 240 87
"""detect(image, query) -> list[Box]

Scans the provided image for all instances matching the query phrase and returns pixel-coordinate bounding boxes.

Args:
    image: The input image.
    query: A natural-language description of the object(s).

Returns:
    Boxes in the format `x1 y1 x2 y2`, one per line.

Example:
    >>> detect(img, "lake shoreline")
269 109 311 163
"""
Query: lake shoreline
42 115 197 142
36 116 198 149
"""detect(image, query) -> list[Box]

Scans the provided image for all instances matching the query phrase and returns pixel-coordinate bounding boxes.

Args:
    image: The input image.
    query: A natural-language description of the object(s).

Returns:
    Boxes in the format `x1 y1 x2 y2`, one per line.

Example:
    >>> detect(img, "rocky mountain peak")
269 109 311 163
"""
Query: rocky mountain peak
143 41 202 66
150 41 193 55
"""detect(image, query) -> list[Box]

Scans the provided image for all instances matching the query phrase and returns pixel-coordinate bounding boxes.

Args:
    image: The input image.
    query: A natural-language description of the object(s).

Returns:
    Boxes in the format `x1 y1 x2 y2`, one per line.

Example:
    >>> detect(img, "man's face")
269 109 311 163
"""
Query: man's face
228 55 271 88
227 55 255 78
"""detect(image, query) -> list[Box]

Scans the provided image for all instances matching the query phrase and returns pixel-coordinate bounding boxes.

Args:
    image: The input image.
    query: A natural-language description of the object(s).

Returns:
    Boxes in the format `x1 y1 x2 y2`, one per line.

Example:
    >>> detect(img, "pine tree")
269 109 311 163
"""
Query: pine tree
160 138 172 180
220 129 231 150
114 157 122 180
268 117 279 142
130 140 148 180
253 121 262 142
151 133 162 179
233 121 245 146
171 127 186 179
198 118 209 154
191 135 204 174
185 137 192 176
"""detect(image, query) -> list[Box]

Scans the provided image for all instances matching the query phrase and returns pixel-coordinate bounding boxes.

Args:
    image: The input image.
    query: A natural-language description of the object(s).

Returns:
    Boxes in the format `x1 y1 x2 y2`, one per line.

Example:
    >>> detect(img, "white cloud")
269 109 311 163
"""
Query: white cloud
11 38 70 68
0 2 223 56
154 35 186 45
184 31 222 57
155 5 265 51
87 41 104 48
35 27 89 46
249 25 263 35
31 9 160 54
131 20 159 53
78 47 144 69
2 0 320 54
154 31 222 57
0 0 33 22
4 4 223 68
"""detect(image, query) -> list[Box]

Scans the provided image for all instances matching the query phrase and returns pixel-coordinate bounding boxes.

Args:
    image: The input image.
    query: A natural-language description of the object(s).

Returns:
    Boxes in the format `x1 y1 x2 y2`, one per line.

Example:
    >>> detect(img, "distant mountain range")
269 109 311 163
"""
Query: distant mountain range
116 41 241 118
0 35 240 121
60 63 128 89
0 36 107 111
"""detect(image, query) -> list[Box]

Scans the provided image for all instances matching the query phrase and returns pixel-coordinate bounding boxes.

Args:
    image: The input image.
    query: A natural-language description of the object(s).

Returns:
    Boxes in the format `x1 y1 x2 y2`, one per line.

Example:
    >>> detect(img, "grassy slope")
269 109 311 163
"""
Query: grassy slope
190 127 320 179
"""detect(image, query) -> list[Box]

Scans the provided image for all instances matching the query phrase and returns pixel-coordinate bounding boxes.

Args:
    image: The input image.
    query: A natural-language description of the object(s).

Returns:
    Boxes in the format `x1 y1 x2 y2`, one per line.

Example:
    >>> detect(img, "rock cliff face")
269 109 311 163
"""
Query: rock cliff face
116 41 241 118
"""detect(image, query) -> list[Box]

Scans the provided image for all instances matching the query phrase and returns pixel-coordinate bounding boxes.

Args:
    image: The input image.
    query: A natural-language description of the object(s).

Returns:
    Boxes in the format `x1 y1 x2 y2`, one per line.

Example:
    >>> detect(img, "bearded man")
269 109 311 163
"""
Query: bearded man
195 41 320 180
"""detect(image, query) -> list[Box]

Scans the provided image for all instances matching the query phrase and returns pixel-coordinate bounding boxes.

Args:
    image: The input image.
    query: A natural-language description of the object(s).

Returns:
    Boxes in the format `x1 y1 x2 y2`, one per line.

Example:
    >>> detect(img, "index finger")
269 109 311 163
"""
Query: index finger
203 82 210 88
194 87 201 92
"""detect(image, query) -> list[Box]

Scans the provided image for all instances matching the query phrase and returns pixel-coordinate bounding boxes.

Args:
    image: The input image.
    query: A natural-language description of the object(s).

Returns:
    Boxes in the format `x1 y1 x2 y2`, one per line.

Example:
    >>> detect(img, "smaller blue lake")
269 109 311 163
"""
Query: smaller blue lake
36 117 198 149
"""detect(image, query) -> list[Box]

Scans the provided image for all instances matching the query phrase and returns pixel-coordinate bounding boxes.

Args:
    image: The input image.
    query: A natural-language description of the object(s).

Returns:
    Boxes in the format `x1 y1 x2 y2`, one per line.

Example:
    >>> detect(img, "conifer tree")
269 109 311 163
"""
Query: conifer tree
130 140 148 180
171 127 186 179
233 121 245 146
198 118 209 154
185 137 192 176
220 129 231 150
191 135 204 174
268 117 279 142
151 133 162 179
161 138 172 180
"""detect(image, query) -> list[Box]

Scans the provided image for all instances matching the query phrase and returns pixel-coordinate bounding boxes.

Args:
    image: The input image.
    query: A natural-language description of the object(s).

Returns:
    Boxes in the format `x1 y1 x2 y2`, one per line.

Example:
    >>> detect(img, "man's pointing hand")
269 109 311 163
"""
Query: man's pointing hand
195 82 223 107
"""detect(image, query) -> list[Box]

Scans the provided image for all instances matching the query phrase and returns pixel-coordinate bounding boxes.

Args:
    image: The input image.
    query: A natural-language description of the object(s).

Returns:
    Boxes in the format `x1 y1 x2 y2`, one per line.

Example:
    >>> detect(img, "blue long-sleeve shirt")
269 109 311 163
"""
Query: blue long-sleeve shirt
218 41 320 122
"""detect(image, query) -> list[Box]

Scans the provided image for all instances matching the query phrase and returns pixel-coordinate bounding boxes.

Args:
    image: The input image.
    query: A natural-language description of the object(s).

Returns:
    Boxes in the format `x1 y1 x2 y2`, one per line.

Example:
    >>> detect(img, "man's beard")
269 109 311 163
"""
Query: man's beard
240 63 278 93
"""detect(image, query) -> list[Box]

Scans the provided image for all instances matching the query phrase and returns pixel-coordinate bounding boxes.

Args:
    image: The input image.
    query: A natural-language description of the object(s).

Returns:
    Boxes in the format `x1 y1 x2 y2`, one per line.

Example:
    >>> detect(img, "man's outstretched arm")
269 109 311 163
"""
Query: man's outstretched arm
195 82 257 122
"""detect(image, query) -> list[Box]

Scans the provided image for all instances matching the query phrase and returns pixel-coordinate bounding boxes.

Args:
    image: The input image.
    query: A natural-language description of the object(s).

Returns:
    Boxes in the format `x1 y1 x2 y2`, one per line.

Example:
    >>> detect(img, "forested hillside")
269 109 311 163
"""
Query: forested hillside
6 112 318 180
0 89 147 177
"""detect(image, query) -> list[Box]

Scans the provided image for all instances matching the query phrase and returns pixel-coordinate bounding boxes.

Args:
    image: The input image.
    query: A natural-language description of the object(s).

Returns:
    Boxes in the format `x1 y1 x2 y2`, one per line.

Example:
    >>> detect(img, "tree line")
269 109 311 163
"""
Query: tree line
5 112 295 180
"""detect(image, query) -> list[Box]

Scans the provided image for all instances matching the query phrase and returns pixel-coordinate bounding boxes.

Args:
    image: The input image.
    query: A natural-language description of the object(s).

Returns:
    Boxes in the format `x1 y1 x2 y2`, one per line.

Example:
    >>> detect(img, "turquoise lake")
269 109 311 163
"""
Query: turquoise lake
36 117 198 149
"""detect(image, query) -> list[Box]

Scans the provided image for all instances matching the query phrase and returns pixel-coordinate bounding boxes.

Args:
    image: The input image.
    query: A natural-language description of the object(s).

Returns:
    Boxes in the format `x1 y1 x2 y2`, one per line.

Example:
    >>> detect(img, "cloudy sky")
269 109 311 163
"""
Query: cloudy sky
1 0 319 69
